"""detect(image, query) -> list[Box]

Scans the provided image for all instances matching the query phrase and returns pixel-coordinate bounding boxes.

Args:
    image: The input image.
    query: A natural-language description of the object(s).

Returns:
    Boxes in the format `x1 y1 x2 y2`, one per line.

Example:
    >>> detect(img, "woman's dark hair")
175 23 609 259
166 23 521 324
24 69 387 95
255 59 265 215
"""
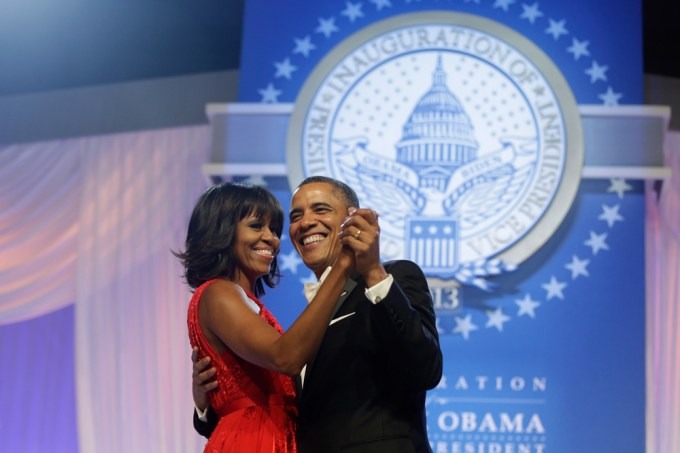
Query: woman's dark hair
173 182 284 296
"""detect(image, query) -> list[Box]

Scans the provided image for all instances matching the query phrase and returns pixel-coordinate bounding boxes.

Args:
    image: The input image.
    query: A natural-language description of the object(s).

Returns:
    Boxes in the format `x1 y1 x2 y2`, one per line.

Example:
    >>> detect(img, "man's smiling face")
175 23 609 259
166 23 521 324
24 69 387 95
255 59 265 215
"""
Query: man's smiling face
288 182 348 278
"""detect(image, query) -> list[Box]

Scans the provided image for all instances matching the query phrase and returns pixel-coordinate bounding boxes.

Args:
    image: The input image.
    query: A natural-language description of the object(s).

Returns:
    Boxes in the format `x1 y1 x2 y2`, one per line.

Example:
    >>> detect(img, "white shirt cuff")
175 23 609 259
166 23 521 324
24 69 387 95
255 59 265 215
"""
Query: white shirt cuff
195 405 209 422
364 274 394 304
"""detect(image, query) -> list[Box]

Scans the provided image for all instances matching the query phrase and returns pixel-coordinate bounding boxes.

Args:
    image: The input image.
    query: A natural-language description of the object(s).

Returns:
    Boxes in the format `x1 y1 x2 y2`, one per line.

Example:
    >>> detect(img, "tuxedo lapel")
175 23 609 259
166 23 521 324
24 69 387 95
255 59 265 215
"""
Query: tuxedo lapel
301 275 360 397
294 375 303 404
331 277 358 318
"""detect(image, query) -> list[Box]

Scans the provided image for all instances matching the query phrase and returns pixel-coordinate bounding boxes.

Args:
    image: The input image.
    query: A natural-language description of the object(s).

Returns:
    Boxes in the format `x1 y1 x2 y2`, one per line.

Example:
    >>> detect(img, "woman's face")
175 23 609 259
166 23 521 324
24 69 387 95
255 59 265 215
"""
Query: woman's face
232 212 280 289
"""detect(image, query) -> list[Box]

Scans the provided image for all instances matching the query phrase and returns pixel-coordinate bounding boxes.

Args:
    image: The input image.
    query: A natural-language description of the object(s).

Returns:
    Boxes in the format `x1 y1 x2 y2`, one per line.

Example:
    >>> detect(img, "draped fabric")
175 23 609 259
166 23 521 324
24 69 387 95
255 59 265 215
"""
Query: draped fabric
0 140 81 324
645 130 680 453
1 125 211 452
0 125 679 452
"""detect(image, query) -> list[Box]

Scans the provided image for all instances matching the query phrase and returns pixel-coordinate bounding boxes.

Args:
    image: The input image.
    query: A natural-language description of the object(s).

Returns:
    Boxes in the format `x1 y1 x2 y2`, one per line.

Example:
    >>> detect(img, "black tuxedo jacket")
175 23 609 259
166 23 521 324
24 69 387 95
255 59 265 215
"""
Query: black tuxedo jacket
194 260 442 453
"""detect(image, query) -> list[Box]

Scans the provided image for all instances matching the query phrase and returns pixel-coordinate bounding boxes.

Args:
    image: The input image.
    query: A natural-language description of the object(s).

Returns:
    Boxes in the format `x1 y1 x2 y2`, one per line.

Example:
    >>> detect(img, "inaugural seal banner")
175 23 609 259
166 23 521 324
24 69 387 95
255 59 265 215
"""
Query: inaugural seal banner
236 1 645 451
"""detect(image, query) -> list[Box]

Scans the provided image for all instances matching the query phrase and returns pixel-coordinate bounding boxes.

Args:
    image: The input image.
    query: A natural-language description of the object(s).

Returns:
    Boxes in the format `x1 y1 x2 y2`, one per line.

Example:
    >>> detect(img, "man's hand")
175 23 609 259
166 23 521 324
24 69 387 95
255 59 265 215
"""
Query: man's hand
340 207 388 287
191 347 217 411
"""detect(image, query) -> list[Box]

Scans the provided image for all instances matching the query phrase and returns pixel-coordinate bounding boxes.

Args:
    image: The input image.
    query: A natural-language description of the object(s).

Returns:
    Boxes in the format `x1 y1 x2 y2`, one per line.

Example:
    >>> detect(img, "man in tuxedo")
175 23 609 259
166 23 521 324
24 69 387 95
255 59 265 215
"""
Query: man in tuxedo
191 176 442 452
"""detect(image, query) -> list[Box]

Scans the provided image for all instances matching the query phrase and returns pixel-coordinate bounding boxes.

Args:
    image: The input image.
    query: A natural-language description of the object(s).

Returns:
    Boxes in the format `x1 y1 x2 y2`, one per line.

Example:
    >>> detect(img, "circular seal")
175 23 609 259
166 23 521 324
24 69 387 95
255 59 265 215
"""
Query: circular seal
287 11 583 277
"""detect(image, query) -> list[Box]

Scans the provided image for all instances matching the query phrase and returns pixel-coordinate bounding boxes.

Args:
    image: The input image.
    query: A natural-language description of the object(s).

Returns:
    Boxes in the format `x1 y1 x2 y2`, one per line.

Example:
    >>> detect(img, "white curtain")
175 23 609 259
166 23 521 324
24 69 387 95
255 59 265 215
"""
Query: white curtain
1 125 679 452
73 126 210 453
646 131 680 453
1 125 211 452
0 140 81 324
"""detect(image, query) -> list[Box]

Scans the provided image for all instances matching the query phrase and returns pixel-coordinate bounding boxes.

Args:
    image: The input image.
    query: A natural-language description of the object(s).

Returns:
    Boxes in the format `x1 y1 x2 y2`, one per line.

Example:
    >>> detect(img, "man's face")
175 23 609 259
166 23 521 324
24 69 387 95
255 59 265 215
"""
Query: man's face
288 182 349 277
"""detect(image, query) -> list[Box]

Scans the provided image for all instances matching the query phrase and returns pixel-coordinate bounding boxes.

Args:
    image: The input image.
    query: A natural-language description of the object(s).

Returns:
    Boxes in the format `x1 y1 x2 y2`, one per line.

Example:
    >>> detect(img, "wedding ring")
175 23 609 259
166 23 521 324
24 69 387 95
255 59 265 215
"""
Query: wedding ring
354 229 362 239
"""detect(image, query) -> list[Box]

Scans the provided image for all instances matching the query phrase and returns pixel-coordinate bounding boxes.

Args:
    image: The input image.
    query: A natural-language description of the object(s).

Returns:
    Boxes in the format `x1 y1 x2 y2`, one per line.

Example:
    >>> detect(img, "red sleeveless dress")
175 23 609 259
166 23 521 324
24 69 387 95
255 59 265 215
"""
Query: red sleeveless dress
188 280 298 452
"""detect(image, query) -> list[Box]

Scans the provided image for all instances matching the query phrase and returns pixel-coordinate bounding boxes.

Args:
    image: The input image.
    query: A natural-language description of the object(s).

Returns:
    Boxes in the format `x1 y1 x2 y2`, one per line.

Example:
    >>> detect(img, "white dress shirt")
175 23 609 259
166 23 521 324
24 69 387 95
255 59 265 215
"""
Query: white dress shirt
303 266 393 304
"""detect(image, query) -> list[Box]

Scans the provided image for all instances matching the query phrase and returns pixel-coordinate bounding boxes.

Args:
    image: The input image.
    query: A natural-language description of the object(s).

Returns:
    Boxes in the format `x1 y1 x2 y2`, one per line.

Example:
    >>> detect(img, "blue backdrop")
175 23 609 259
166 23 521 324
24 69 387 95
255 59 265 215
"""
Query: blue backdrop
237 0 646 451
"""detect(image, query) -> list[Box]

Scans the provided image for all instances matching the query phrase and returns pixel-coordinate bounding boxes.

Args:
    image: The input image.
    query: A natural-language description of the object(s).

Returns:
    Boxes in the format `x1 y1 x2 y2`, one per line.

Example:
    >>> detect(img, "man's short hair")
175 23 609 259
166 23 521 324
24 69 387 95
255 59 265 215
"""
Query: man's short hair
297 176 360 209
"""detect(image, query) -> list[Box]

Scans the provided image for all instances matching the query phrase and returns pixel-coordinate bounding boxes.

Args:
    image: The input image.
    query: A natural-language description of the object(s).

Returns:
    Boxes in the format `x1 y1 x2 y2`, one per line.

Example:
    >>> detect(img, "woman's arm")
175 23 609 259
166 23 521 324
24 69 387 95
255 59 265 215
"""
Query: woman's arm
200 247 353 376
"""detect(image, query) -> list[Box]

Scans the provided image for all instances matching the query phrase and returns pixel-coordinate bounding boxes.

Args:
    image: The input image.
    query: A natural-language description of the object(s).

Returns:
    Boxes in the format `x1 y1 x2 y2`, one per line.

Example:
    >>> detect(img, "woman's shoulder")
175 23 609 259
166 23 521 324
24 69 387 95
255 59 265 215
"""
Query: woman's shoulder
201 279 260 314
202 279 245 299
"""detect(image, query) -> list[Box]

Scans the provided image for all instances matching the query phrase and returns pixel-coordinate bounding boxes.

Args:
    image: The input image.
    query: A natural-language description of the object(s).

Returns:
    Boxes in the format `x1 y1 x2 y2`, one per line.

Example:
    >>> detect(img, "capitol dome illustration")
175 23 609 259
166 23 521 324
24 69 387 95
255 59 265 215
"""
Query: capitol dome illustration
396 55 479 192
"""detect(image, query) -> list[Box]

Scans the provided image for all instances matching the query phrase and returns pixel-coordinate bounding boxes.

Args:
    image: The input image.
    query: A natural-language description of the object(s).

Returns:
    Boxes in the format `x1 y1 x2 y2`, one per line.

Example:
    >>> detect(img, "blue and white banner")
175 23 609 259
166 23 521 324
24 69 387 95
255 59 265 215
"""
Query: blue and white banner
234 1 646 451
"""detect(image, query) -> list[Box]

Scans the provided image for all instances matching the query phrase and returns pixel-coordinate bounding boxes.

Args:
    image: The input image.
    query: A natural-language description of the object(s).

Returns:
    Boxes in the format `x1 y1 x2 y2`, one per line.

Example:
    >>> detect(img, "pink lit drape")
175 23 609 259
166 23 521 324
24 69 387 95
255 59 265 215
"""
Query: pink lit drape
1 125 211 452
0 126 678 452
646 131 680 453
0 141 81 323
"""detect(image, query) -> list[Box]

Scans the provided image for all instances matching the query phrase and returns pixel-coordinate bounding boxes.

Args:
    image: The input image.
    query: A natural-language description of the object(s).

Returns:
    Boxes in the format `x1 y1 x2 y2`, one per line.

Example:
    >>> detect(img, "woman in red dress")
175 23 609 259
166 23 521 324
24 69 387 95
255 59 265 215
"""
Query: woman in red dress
175 182 353 452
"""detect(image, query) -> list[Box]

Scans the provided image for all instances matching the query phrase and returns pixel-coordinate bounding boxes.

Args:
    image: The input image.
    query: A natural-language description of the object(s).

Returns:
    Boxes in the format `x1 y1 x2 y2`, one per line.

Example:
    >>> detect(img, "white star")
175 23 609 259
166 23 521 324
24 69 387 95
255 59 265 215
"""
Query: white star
493 0 516 11
520 3 544 23
599 204 624 228
599 87 623 106
585 61 608 83
567 38 590 60
485 308 511 331
341 2 364 22
258 83 281 103
293 36 316 58
516 293 541 318
443 225 453 235
585 231 609 255
452 315 478 340
565 255 590 279
413 225 423 234
542 276 567 300
608 178 632 198
436 317 445 334
315 17 339 38
274 58 297 79
428 225 438 234
369 0 392 10
299 272 317 286
545 18 568 40
279 250 303 274
242 175 267 186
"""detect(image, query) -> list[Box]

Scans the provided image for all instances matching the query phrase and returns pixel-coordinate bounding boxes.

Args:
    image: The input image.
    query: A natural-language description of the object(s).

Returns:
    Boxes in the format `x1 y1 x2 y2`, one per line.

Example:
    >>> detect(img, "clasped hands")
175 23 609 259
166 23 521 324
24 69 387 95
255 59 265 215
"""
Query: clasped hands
339 207 388 288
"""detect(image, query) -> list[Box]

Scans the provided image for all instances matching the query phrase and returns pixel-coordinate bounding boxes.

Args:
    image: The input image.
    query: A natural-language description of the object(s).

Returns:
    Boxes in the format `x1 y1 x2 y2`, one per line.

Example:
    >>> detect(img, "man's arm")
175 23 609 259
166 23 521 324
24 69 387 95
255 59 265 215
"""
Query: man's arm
193 404 219 438
340 207 442 391
191 347 219 438
372 259 443 390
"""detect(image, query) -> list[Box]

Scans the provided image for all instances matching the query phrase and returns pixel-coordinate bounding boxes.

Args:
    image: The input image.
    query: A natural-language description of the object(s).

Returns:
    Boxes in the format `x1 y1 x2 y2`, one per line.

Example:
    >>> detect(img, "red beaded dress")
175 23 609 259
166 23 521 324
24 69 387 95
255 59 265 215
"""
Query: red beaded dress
188 279 298 453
